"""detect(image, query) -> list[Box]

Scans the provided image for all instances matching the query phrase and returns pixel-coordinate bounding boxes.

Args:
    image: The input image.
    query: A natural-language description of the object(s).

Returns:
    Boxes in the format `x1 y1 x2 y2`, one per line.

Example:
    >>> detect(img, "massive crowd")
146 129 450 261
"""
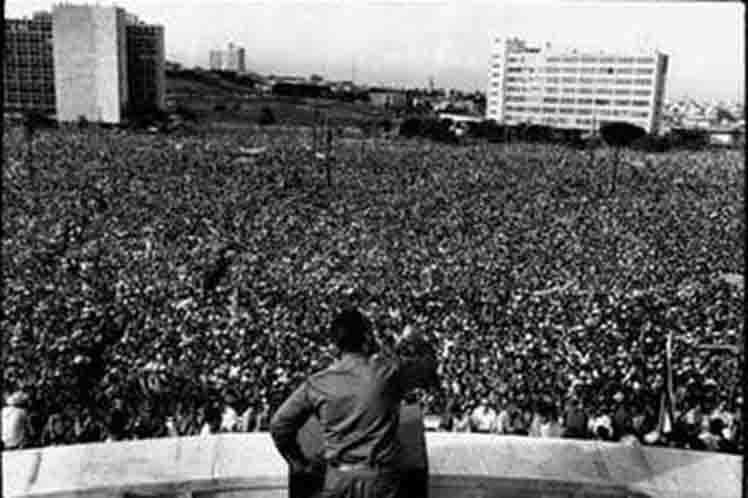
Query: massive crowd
2 124 743 455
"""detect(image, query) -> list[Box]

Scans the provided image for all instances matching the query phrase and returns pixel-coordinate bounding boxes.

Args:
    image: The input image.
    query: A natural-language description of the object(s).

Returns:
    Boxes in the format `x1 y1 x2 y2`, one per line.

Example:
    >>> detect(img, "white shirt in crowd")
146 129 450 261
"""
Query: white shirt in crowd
539 420 564 438
2 405 27 449
470 404 497 432
589 414 613 437
220 406 238 432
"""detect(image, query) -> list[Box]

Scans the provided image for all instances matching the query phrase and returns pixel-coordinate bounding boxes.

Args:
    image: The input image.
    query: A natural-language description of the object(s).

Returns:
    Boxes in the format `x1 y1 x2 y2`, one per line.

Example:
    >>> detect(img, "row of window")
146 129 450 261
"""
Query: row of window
505 76 654 86
502 86 646 96
5 83 55 89
5 97 55 105
508 66 654 76
505 106 650 118
503 85 652 96
502 113 651 128
543 56 655 64
506 95 650 106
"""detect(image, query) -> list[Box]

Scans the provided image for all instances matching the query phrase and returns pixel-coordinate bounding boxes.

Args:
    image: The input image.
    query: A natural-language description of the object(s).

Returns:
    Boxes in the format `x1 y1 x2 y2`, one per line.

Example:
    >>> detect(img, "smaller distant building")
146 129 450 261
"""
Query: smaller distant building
268 75 308 86
438 113 483 123
165 61 183 72
369 88 408 109
209 42 246 73
707 127 744 148
209 50 223 71
330 80 355 93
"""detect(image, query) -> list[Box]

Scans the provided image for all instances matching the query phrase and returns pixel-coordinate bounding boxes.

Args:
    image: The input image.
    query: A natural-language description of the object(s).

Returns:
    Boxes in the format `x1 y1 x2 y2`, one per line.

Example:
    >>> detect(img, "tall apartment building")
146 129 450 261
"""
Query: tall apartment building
209 42 246 73
487 37 668 134
52 5 129 123
4 5 165 123
127 18 166 113
4 12 56 114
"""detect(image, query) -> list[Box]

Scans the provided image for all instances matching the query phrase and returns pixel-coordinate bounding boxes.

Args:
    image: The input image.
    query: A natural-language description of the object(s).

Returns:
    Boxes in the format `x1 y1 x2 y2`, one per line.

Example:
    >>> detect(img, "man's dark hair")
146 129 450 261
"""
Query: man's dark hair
709 418 725 436
330 308 370 353
596 426 612 441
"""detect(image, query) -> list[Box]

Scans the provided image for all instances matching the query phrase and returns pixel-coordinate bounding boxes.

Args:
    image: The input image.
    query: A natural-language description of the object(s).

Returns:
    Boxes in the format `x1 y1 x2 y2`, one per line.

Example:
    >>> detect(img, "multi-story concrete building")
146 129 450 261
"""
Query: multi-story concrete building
4 11 56 114
209 42 246 73
127 18 166 113
486 37 669 134
52 5 130 123
5 4 164 123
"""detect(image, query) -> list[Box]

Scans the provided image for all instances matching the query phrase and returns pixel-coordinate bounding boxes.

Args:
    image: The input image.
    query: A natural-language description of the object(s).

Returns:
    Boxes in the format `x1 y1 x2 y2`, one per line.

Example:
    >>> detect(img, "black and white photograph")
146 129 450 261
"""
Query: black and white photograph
2 1 745 498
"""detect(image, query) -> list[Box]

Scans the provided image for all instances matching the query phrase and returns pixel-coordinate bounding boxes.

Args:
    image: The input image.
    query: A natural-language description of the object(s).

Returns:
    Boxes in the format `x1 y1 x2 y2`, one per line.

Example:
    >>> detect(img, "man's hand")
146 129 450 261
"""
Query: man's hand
289 458 314 475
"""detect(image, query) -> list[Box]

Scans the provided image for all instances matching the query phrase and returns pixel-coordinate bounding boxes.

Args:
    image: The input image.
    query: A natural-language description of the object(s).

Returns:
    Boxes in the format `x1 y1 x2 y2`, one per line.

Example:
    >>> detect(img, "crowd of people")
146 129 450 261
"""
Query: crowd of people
2 123 743 455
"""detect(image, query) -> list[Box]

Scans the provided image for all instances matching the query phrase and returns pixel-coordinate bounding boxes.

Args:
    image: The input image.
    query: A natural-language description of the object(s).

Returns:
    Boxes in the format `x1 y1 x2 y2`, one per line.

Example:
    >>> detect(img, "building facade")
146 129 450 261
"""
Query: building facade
127 20 166 113
209 43 246 73
52 5 129 123
5 5 164 123
4 12 56 114
486 37 669 134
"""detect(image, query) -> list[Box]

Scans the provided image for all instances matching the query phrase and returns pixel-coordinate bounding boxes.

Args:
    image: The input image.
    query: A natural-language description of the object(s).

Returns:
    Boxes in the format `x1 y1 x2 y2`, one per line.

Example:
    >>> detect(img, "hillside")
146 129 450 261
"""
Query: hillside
166 70 392 128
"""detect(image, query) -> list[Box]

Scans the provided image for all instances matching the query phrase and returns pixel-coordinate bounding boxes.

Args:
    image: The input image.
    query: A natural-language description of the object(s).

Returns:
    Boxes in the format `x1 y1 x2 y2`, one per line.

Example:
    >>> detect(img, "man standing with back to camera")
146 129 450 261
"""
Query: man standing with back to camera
270 308 438 498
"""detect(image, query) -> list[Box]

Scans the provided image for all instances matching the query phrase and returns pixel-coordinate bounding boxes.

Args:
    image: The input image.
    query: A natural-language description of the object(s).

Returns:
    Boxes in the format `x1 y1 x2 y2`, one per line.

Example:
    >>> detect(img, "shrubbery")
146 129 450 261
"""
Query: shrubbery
399 116 457 143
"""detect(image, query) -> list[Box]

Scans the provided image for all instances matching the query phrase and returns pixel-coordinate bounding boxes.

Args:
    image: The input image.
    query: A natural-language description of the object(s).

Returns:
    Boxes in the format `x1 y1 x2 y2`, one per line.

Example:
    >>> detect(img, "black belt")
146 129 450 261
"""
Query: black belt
329 462 394 472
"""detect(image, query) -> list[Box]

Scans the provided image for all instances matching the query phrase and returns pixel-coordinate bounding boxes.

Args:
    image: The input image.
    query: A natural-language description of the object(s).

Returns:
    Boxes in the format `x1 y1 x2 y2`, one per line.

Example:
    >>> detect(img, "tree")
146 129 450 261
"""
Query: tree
599 121 646 195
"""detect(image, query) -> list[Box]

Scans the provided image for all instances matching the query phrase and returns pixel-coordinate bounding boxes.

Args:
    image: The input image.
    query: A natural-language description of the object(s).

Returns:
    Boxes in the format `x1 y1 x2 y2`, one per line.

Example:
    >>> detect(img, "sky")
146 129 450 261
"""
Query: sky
6 0 745 101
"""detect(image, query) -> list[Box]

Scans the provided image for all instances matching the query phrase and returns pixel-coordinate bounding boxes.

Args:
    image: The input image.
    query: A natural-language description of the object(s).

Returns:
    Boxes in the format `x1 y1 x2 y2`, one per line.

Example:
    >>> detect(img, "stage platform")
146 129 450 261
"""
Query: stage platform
3 433 741 498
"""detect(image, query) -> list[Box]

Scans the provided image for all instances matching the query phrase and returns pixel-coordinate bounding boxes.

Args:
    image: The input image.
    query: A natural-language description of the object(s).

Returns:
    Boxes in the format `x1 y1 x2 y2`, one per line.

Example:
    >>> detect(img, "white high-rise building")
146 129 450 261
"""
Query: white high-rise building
52 5 129 123
487 37 669 134
209 43 246 73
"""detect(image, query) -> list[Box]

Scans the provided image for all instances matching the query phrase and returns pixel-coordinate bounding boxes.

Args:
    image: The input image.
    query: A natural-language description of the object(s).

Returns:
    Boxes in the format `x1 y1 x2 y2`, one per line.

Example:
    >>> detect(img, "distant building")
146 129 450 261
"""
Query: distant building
487 37 669 134
209 50 224 71
438 113 482 124
165 60 183 72
226 43 246 73
707 128 739 147
369 88 408 109
127 19 166 113
209 42 246 73
4 5 166 123
52 5 130 123
4 12 56 114
268 75 308 86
